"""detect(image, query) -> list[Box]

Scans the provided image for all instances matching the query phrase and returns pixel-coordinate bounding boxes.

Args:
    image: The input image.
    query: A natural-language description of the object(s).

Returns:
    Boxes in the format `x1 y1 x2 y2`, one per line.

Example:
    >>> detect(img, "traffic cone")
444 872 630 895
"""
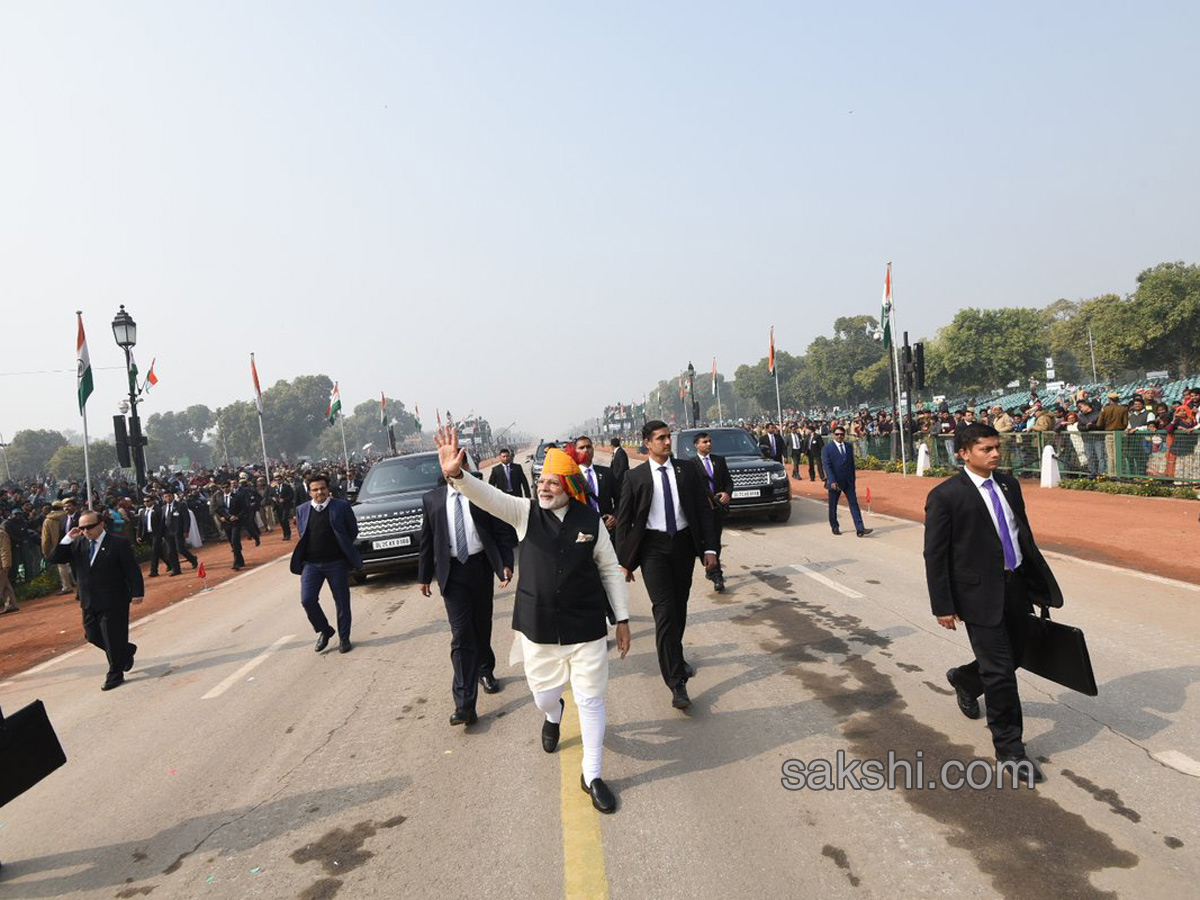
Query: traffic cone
865 486 871 513
198 562 210 592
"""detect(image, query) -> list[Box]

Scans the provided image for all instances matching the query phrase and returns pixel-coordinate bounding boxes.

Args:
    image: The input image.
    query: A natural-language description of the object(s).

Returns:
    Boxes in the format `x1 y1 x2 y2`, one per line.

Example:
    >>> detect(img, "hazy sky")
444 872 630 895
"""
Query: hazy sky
3 2 1197 440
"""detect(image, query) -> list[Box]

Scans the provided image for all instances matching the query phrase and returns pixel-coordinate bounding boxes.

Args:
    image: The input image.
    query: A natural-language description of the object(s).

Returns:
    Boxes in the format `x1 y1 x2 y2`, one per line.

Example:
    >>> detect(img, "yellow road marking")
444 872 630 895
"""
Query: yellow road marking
559 690 609 900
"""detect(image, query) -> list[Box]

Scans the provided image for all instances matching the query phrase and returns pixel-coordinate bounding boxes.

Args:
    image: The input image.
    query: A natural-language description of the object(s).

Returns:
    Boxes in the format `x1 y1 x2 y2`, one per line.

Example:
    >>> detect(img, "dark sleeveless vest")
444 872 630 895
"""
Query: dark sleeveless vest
513 500 609 644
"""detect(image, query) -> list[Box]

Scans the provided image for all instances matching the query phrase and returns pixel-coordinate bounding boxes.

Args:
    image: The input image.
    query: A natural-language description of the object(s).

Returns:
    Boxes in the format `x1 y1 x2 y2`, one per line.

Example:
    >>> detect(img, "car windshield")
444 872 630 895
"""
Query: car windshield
535 443 560 462
676 430 763 459
357 455 444 499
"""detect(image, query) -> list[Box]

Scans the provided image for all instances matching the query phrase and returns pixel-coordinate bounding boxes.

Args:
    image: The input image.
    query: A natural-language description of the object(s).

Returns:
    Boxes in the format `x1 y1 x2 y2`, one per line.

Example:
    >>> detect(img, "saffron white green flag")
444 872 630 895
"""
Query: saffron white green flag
326 382 342 424
76 313 93 413
880 263 893 350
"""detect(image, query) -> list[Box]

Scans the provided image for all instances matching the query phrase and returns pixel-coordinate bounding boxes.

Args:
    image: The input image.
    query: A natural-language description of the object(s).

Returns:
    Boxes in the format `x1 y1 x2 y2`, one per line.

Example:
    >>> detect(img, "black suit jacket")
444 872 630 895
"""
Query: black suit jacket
609 447 630 497
161 501 190 540
213 489 249 526
488 462 531 498
692 453 734 504
805 432 825 455
923 470 1063 627
418 486 514 594
616 457 718 571
759 433 785 463
137 504 167 541
580 464 616 518
51 532 144 611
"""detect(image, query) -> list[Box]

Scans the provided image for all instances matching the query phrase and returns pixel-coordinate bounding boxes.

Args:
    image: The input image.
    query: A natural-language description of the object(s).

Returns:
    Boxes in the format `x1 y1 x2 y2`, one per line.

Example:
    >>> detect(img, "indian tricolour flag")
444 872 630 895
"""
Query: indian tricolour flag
880 262 893 350
380 392 388 427
326 382 342 424
76 312 93 413
251 353 264 413
145 358 158 391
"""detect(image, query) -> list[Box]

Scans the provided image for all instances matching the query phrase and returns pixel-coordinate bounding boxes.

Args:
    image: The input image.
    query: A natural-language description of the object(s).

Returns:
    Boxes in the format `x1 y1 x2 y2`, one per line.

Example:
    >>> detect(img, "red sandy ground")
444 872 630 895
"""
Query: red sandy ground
3 453 1194 683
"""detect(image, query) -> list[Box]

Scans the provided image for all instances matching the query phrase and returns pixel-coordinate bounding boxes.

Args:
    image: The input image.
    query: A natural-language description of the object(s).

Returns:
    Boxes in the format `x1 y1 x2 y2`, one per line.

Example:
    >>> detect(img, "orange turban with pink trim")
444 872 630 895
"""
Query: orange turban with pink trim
541 448 589 504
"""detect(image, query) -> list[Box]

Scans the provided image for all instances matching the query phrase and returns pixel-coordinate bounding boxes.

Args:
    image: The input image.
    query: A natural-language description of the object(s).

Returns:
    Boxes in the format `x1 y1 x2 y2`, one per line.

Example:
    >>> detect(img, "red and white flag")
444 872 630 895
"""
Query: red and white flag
768 326 776 374
144 358 159 391
711 358 717 395
250 354 263 413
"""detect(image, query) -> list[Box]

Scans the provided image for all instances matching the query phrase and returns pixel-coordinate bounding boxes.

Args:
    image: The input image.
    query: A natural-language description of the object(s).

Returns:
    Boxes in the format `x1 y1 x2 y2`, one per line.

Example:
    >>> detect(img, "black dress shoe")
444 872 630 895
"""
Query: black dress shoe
101 675 124 691
580 774 617 813
856 528 874 537
682 661 696 679
315 628 335 652
997 754 1045 783
148 572 159 578
713 577 726 593
338 639 353 654
831 528 841 535
232 564 244 571
671 684 691 709
480 674 500 694
124 643 138 673
946 668 981 719
542 699 564 753
450 709 477 726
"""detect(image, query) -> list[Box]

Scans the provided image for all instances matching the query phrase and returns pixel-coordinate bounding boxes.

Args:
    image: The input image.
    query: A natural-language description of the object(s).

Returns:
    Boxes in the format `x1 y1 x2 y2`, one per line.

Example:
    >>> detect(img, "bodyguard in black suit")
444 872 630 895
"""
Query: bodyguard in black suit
616 420 718 709
488 448 531 498
758 423 785 464
213 479 250 570
925 423 1063 781
419 476 514 725
821 426 872 537
52 511 145 690
136 495 173 577
269 475 295 540
609 438 630 501
691 431 733 592
160 488 199 574
803 426 825 482
574 435 616 526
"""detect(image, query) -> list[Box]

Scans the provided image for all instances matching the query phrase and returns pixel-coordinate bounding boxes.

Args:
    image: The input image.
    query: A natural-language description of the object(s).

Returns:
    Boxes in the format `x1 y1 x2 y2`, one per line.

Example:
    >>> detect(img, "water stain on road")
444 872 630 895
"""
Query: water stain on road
299 877 343 900
291 815 408 877
115 887 156 898
734 595 1139 898
1164 836 1184 849
923 680 955 697
1061 769 1141 823
821 845 861 888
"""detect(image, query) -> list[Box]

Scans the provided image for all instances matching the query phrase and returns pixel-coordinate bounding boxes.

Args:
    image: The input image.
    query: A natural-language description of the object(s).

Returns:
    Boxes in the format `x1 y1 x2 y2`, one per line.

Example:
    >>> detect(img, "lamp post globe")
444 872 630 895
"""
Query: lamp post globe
111 304 137 349
111 304 146 489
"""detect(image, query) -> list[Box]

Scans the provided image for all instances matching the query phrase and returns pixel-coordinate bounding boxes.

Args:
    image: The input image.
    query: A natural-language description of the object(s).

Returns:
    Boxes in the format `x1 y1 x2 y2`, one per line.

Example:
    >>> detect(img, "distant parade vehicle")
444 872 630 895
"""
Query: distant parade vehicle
528 439 572 486
350 449 481 582
672 427 793 522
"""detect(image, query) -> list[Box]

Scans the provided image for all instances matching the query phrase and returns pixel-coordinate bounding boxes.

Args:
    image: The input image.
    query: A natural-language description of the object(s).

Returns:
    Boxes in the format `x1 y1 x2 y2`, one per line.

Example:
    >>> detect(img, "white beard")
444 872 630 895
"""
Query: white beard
538 494 568 510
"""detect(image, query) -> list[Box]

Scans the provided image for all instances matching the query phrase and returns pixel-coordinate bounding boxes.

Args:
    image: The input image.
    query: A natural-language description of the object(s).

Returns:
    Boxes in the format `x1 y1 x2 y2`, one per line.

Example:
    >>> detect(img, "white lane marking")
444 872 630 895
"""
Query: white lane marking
1151 750 1200 778
789 563 864 599
200 634 295 700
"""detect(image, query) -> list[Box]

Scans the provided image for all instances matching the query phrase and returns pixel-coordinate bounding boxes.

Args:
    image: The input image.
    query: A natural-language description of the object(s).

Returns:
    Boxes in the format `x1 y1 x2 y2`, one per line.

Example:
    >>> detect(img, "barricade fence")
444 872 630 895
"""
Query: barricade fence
844 431 1200 485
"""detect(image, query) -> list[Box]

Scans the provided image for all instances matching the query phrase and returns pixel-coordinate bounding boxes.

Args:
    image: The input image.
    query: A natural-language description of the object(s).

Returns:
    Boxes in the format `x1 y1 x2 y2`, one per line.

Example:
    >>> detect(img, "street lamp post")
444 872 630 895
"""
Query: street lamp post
111 304 148 490
0 433 11 481
687 361 698 428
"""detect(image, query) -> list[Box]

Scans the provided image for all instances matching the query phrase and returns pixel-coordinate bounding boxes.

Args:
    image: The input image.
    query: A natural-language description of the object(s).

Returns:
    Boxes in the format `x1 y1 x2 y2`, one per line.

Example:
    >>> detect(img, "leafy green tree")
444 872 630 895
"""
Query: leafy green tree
315 397 419 461
48 441 119 479
924 307 1049 393
1131 261 1200 378
145 404 215 467
6 429 69 477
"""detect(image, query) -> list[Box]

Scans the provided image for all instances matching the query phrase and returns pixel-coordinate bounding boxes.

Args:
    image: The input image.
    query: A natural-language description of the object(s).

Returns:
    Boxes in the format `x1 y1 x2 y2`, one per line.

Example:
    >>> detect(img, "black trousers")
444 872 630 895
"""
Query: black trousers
148 535 173 575
641 529 697 689
226 523 246 567
83 603 132 679
790 449 804 477
243 514 261 545
954 572 1034 757
273 504 293 539
805 450 825 481
164 532 198 572
442 553 496 713
704 510 726 580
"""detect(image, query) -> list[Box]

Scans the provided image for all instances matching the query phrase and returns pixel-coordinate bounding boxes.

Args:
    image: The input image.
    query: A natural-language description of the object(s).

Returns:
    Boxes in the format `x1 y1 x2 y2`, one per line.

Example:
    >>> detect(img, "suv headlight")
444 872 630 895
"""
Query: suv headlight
770 469 787 482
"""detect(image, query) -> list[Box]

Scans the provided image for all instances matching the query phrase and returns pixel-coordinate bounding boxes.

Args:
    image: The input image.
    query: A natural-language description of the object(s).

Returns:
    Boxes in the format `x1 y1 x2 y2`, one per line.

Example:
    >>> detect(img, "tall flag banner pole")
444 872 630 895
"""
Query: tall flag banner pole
326 381 350 475
251 353 270 483
414 404 422 432
713 357 723 422
883 263 908 476
769 326 782 424
75 312 94 510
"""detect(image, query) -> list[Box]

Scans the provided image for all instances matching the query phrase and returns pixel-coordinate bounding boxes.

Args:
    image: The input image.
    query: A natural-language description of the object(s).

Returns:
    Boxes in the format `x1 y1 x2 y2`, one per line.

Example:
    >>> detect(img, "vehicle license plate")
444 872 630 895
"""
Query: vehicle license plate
731 489 760 499
372 536 412 550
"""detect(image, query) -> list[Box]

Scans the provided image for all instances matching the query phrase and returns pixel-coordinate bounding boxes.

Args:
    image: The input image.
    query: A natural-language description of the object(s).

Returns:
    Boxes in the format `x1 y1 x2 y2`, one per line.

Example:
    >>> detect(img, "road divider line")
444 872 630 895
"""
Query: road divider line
789 563 864 599
559 690 609 900
200 634 295 700
1151 750 1200 778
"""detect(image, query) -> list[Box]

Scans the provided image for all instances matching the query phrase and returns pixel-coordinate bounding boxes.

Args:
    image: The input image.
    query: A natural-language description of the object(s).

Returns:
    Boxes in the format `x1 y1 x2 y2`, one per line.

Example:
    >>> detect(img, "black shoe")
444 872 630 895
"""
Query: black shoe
946 668 981 719
682 661 696 679
831 528 841 535
672 684 691 709
450 709 477 726
124 643 138 673
101 675 124 691
190 561 199 569
480 674 500 694
232 564 244 571
542 699 564 753
254 537 261 547
997 754 1045 783
713 577 726 593
856 528 874 537
315 628 335 652
338 639 353 654
580 774 617 814
148 572 159 578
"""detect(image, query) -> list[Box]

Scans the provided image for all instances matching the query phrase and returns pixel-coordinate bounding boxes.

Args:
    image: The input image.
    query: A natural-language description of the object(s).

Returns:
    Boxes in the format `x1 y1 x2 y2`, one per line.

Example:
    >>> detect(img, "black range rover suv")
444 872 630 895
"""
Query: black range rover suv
350 449 479 582
671 427 792 522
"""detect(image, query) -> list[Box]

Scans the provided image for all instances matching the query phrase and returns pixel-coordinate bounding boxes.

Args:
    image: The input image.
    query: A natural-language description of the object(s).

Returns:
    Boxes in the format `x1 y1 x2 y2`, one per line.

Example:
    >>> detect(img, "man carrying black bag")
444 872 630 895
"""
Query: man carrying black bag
924 423 1063 784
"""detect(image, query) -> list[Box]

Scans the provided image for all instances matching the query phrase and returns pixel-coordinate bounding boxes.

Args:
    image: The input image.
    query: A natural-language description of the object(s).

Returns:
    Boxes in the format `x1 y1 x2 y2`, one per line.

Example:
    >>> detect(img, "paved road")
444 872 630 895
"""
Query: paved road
1 476 1197 899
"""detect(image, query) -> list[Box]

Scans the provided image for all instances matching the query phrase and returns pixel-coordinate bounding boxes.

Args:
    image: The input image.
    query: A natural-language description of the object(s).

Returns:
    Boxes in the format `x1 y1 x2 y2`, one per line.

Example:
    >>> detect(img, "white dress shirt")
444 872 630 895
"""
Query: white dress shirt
60 529 106 564
445 483 484 558
963 467 1023 569
449 471 629 621
647 459 688 533
310 500 329 513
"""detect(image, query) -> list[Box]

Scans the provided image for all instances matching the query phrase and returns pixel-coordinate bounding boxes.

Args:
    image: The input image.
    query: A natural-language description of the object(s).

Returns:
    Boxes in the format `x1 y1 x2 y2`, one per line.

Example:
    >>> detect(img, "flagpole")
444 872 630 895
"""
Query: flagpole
251 353 270 482
76 311 94 510
886 265 909 476
339 410 350 476
716 378 723 423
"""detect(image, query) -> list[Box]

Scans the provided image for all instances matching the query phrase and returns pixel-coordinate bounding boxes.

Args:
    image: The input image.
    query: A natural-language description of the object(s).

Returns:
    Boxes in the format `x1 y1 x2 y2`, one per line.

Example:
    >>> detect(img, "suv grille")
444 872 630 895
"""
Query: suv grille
731 470 771 488
358 510 424 538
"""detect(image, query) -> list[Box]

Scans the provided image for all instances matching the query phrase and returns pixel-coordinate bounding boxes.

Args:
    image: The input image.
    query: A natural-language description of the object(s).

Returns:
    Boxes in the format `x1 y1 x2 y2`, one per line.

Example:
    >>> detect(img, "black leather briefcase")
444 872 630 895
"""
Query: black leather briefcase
1022 606 1098 696
0 700 68 807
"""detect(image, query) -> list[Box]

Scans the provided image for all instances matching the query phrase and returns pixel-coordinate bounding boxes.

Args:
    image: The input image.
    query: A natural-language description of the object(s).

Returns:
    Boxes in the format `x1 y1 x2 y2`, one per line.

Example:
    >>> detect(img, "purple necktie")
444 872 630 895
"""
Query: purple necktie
586 469 599 512
504 465 512 491
982 480 1018 571
658 466 677 535
703 456 715 493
